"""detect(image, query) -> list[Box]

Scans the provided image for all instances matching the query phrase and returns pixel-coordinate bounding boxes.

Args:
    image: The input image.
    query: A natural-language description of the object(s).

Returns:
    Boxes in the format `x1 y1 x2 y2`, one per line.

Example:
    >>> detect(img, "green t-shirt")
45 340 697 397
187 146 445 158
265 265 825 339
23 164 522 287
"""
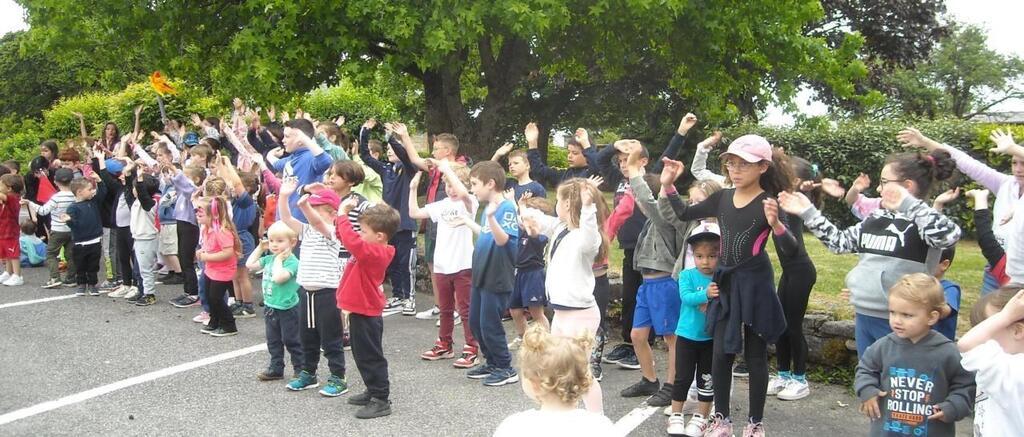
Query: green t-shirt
260 254 300 310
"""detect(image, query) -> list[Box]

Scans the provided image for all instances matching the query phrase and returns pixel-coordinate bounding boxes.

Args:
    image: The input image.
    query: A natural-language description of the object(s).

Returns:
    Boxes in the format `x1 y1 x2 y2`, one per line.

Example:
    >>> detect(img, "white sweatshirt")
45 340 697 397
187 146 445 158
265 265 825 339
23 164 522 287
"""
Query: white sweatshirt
960 340 1024 436
520 204 601 309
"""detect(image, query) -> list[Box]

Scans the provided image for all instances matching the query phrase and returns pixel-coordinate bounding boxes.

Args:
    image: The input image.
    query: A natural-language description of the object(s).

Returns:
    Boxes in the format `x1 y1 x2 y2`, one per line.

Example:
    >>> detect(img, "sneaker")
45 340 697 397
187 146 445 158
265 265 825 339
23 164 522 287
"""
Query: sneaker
684 414 709 437
705 413 733 437
420 340 454 361
663 398 701 417
415 306 440 320
621 377 660 398
61 280 78 288
355 397 392 419
591 362 603 382
210 327 238 337
229 302 242 314
286 370 319 391
135 294 157 306
126 291 145 304
98 280 121 291
108 285 129 298
172 294 201 308
42 278 63 289
74 285 87 296
742 420 765 437
3 275 24 286
257 370 283 381
192 311 210 324
437 311 462 327
347 391 371 406
508 337 523 351
483 367 519 386
0 271 11 283
777 378 809 401
401 298 416 316
122 286 140 300
617 350 641 370
466 364 495 379
766 374 789 396
235 303 257 319
319 374 349 397
602 343 632 365
647 383 673 407
667 413 687 437
200 325 217 335
161 272 184 285
88 285 101 297
453 347 479 369
733 362 749 378
342 332 351 351
383 297 404 310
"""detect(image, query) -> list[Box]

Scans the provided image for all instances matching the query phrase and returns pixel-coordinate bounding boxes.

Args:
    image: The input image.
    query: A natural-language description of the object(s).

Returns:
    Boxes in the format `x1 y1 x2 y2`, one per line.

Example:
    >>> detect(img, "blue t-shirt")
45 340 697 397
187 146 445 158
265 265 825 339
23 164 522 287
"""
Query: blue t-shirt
231 191 257 237
506 180 547 201
515 232 548 270
471 199 519 292
935 279 961 340
676 268 713 341
272 147 332 223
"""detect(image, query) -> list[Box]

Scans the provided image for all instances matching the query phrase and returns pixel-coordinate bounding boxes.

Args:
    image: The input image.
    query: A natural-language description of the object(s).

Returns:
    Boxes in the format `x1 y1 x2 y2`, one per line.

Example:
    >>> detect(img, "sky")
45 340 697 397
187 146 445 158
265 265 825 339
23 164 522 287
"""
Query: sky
0 0 1021 126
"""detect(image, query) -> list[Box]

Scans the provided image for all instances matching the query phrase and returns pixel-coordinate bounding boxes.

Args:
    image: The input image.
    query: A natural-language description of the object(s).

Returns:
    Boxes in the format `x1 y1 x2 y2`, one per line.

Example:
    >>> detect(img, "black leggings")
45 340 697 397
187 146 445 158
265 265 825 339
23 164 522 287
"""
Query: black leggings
114 227 135 287
177 220 200 295
713 322 769 422
592 273 610 363
620 249 642 342
205 276 236 331
672 336 713 402
775 263 816 375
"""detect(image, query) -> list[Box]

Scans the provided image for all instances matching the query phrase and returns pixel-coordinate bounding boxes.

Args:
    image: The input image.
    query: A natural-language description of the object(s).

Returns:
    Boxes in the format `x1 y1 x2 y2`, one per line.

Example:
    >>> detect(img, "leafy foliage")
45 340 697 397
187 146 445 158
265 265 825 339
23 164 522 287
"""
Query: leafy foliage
298 83 400 133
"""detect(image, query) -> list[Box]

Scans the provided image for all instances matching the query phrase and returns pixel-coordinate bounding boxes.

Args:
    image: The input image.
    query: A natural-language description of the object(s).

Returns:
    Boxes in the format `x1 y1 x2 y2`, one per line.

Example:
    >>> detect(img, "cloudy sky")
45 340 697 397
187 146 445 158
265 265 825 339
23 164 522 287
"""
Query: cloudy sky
1 0 1020 125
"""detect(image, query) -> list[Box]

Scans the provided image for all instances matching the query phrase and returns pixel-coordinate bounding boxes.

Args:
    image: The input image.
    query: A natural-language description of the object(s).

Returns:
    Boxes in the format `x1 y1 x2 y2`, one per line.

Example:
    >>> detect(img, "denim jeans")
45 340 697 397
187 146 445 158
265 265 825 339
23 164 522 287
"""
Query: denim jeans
469 287 512 369
854 312 891 356
265 306 302 374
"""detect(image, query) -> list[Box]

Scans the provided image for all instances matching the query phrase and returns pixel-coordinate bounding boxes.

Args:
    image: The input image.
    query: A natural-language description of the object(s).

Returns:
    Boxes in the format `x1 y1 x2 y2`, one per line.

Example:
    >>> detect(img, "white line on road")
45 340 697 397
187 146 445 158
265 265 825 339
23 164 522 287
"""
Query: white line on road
0 343 267 426
0 294 78 310
612 404 659 436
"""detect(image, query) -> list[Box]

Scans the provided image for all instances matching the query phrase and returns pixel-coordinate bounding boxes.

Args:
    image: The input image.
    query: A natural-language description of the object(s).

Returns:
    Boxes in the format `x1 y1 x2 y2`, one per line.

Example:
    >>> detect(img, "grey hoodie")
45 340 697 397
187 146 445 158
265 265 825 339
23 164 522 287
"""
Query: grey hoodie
855 331 976 437
628 175 688 277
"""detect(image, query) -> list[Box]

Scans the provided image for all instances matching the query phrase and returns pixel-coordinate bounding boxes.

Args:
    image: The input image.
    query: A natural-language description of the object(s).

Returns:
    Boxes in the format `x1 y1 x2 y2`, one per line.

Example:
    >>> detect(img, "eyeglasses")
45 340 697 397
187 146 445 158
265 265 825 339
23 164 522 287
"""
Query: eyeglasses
724 161 758 170
878 177 906 185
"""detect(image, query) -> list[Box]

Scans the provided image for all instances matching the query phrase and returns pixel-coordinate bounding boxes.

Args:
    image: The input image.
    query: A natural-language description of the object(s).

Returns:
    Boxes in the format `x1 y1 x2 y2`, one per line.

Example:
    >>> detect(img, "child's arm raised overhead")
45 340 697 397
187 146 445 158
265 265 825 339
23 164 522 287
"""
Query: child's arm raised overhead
407 171 430 220
485 197 512 247
689 131 727 185
882 183 961 249
276 178 303 235
389 122 430 172
297 194 332 238
357 119 388 176
578 187 601 254
244 239 265 271
652 113 698 174
622 140 674 233
658 158 720 222
990 129 1024 161
778 190 863 254
524 122 561 188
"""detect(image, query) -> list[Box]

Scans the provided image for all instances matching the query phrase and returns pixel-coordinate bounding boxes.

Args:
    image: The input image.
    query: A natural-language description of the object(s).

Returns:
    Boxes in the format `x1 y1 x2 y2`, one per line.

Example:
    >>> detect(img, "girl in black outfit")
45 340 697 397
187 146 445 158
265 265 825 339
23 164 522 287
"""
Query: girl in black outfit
659 135 797 436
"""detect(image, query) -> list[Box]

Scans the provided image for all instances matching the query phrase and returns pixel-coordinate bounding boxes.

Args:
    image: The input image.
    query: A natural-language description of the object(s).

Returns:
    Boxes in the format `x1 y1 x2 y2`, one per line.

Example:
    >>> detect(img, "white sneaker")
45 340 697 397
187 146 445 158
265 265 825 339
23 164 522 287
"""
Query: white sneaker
108 285 129 298
766 374 789 396
2 275 24 286
777 378 810 401
416 306 440 320
122 286 140 300
684 413 709 436
0 271 10 283
667 413 687 436
436 311 461 327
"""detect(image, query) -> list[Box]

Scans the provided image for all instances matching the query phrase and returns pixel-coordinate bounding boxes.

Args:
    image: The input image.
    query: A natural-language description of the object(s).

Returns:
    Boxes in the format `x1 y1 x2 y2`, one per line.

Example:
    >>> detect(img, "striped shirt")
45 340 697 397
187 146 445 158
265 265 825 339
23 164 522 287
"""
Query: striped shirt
37 191 76 233
338 192 369 258
296 224 344 290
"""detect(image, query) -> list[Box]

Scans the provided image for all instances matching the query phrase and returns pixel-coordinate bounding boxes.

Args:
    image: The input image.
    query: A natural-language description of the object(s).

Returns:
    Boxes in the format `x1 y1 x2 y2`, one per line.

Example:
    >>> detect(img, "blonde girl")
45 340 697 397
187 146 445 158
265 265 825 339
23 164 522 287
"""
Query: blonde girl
195 196 241 337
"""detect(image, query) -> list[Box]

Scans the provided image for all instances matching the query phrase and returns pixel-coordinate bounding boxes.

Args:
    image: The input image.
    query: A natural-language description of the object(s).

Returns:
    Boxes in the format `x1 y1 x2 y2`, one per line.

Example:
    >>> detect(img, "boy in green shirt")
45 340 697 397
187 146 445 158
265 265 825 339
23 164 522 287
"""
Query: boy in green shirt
246 221 303 381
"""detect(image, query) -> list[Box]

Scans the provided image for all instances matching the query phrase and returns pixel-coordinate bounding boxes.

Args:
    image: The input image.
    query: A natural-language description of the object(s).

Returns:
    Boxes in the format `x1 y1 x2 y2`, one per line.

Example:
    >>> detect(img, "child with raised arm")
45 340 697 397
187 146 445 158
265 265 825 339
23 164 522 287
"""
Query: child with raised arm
491 145 547 201
507 195 552 351
525 122 600 188
277 178 349 399
408 161 481 368
63 166 107 296
36 168 77 288
334 198 400 419
958 285 1024 435
123 159 162 306
854 273 975 437
246 222 303 382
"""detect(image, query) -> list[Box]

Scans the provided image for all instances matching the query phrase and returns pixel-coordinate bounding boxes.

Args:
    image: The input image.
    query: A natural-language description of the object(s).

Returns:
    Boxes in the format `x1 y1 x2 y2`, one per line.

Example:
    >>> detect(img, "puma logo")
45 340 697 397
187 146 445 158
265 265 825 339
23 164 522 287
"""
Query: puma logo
885 222 911 247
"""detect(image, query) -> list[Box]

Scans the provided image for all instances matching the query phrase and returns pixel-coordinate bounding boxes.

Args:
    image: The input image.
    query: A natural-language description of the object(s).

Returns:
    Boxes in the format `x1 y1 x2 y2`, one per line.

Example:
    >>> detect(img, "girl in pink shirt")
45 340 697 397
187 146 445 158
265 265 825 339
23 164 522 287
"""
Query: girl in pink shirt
196 196 240 337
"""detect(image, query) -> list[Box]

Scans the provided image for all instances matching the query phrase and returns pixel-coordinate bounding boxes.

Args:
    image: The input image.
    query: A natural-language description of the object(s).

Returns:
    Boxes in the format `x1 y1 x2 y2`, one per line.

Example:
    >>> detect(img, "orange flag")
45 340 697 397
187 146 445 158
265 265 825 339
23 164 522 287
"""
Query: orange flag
149 71 178 96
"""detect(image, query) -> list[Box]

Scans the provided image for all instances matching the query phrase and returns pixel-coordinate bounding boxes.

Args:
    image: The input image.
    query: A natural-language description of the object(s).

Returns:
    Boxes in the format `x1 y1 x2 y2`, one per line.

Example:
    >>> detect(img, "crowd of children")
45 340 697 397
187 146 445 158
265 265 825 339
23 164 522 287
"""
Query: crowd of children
10 103 1024 435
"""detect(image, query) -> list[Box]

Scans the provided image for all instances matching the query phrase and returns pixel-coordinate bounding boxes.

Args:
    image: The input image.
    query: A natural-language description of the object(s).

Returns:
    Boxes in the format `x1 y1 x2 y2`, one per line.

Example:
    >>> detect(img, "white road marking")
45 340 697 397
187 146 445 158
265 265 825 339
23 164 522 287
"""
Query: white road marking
0 343 267 426
0 294 77 310
612 404 659 436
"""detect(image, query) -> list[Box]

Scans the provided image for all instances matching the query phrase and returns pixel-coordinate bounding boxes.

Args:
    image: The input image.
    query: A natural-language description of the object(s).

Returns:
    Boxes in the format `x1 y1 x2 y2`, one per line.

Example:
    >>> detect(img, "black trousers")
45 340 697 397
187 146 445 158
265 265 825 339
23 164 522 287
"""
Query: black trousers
349 313 390 401
177 220 200 295
386 230 416 300
672 336 714 402
592 273 610 363
713 322 768 422
205 276 236 331
299 288 346 377
620 248 642 342
73 241 101 286
114 226 135 287
776 263 816 375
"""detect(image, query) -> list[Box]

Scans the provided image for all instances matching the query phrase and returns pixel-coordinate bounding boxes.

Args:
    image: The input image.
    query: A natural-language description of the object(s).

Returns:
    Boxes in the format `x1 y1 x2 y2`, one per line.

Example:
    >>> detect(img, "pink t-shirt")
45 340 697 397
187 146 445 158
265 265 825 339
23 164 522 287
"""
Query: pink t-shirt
202 228 237 281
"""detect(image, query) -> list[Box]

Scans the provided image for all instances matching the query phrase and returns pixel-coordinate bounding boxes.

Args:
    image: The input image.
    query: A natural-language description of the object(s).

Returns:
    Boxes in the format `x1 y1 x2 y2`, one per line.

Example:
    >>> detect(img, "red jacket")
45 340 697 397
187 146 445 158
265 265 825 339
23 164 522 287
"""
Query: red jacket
334 216 395 316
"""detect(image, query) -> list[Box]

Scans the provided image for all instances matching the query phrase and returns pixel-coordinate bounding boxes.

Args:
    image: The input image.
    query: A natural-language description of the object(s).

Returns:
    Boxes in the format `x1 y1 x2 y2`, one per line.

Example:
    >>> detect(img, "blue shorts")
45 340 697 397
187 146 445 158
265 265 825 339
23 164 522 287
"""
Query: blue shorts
854 313 891 356
633 276 681 336
237 231 255 267
510 268 546 309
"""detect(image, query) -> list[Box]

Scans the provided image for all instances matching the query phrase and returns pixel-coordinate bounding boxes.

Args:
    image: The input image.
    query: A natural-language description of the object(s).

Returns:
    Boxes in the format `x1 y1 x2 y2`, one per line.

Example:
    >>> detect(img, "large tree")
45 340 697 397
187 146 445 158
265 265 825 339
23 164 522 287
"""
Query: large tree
19 0 869 158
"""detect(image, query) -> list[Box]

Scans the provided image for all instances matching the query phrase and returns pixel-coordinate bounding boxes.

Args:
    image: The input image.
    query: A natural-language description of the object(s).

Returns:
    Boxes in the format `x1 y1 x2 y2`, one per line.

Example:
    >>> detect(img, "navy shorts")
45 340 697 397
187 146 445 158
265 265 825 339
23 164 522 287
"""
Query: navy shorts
510 268 546 309
633 276 681 336
237 231 255 268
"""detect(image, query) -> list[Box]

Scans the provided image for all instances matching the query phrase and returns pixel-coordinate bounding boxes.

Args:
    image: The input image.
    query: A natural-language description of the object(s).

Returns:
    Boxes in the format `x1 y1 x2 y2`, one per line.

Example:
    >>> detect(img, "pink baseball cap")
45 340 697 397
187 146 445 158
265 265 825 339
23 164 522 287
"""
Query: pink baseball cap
307 188 341 209
720 134 772 163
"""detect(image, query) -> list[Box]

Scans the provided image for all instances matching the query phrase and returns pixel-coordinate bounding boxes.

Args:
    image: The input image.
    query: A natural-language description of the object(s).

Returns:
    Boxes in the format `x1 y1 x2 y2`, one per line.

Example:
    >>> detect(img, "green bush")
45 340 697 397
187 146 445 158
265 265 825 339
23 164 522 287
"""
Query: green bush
546 144 569 168
41 92 111 140
299 83 400 133
0 117 44 167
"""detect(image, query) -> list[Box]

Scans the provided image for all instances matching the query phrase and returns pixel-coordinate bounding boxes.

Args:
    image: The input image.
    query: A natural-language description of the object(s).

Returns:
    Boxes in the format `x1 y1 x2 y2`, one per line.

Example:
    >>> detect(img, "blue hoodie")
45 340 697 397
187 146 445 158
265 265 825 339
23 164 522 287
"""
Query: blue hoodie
272 146 332 223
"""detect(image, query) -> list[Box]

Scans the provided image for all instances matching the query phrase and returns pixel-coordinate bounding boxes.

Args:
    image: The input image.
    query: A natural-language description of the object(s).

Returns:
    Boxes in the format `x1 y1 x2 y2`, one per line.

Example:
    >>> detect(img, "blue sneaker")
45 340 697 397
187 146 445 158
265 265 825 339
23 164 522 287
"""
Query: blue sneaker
483 367 519 386
319 374 349 397
466 364 495 380
286 370 318 391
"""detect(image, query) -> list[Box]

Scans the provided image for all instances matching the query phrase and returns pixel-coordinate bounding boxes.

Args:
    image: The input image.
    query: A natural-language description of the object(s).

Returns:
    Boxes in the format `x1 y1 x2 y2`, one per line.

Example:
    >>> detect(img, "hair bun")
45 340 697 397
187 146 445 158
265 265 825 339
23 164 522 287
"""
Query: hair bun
928 149 956 181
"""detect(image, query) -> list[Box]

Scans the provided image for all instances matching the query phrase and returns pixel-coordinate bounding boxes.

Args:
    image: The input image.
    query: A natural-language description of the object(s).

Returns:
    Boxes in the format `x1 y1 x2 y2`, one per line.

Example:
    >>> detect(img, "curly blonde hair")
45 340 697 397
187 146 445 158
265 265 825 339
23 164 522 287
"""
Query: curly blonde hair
889 273 945 313
518 325 594 405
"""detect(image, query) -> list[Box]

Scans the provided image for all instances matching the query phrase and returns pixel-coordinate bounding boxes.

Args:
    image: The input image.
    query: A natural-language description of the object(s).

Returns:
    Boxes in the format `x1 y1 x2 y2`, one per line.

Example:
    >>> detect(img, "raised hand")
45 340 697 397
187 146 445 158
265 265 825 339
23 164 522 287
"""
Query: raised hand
574 128 591 148
134 105 144 116
363 118 377 130
851 173 871 192
777 191 813 215
763 198 782 230
484 199 499 216
585 174 604 189
524 122 539 148
296 193 310 207
989 128 1018 155
659 157 685 187
697 131 723 151
335 115 345 126
880 183 910 211
820 178 846 198
677 112 698 135
493 142 514 159
279 177 299 196
190 114 202 127
72 112 84 119
340 196 359 214
897 127 940 152
581 185 593 206
965 188 990 210
410 171 422 189
932 187 961 210
268 105 277 121
390 122 409 137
